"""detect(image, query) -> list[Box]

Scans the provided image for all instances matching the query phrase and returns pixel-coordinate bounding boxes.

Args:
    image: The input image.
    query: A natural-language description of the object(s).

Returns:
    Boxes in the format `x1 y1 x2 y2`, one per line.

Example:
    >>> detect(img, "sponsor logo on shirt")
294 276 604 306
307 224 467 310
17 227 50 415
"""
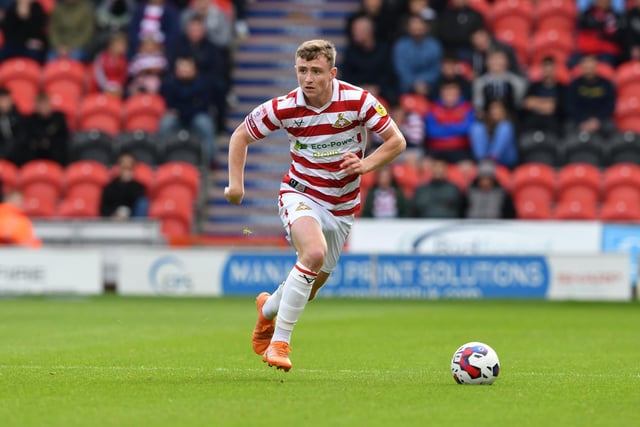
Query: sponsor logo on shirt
374 103 387 117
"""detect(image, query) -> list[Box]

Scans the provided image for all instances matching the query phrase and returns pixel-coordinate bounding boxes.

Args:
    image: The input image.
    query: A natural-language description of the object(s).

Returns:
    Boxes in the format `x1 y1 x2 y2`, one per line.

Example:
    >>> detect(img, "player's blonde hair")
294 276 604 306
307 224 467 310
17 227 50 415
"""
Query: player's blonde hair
295 40 337 68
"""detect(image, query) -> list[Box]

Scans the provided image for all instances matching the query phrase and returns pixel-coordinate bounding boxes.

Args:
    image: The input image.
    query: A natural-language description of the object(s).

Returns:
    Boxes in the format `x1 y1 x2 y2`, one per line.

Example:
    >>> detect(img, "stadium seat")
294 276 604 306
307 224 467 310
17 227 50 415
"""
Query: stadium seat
490 0 534 35
518 130 560 167
48 92 80 131
614 61 640 96
554 197 598 220
42 58 86 89
116 131 160 166
360 171 376 191
446 164 471 192
399 94 429 118
18 160 64 202
69 130 116 165
607 132 640 166
529 29 574 65
149 197 193 238
57 196 99 218
0 58 40 87
64 160 110 198
22 194 56 218
605 185 640 204
5 79 38 115
512 163 556 198
77 94 122 135
160 130 204 167
391 161 421 196
154 162 200 202
37 0 56 14
560 131 606 167
514 188 553 219
614 95 640 134
600 198 640 221
0 159 18 191
557 163 601 204
122 93 166 133
603 163 640 199
535 0 577 32
494 29 528 67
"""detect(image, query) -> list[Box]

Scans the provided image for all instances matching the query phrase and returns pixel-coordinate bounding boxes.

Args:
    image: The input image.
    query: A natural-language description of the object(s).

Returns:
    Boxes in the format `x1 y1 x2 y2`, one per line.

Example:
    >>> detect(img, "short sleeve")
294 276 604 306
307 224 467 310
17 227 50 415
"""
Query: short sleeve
244 99 282 140
360 92 392 135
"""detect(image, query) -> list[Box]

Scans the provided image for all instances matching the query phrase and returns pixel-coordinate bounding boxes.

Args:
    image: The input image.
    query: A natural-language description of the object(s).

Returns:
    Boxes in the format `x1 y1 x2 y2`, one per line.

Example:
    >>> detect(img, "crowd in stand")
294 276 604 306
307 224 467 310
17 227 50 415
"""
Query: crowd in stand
347 0 640 220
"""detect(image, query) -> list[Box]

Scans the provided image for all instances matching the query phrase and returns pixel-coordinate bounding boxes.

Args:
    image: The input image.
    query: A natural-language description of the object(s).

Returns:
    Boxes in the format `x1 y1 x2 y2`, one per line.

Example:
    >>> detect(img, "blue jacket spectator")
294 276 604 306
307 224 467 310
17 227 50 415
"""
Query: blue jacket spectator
128 0 180 58
469 100 518 168
392 15 442 96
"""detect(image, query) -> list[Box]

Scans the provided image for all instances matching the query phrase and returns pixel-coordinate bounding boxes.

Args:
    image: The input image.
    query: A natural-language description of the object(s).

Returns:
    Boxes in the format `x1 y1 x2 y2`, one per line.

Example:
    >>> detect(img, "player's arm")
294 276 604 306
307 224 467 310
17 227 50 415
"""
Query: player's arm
341 121 406 176
224 123 257 205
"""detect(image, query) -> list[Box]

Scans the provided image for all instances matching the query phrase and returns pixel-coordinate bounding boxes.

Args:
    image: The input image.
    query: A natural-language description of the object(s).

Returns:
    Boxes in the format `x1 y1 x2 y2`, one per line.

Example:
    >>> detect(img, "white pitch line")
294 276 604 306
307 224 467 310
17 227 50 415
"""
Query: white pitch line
0 365 637 379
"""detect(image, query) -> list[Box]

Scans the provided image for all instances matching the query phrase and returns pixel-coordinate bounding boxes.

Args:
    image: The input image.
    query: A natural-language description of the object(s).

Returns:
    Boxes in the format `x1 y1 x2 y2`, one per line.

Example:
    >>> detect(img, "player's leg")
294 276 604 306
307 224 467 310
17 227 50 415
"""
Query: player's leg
263 216 326 371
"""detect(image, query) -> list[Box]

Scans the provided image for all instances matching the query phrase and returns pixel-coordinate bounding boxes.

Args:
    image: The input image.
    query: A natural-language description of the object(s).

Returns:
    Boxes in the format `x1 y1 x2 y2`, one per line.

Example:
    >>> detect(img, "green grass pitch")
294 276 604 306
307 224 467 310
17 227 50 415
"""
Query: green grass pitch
1 295 639 427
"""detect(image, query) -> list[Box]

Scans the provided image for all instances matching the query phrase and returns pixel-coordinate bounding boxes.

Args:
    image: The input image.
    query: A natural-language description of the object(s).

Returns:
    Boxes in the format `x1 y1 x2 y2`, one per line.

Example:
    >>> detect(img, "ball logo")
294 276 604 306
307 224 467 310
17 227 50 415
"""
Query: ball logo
456 345 487 379
148 255 193 295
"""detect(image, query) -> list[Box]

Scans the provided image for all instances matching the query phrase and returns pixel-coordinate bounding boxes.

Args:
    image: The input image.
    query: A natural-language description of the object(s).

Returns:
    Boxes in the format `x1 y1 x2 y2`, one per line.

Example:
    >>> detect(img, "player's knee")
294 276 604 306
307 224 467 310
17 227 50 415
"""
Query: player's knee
300 247 326 272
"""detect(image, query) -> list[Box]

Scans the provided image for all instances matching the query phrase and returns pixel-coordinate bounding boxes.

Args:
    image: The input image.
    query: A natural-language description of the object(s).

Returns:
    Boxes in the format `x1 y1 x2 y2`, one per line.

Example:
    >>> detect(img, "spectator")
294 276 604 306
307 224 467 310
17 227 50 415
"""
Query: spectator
469 100 518 168
0 190 41 247
158 56 216 166
433 53 472 101
48 0 95 62
127 36 168 96
412 156 463 218
392 15 442 97
472 49 528 115
170 14 227 134
181 0 233 51
92 32 129 97
425 80 474 164
565 54 617 137
573 0 623 66
361 166 410 218
0 88 25 163
622 0 640 60
368 99 425 153
93 0 134 53
346 0 400 45
340 15 396 103
128 0 180 58
233 0 250 39
100 152 148 219
468 27 521 77
437 0 484 61
18 93 69 166
462 160 515 219
521 56 567 136
1 0 48 63
398 0 438 35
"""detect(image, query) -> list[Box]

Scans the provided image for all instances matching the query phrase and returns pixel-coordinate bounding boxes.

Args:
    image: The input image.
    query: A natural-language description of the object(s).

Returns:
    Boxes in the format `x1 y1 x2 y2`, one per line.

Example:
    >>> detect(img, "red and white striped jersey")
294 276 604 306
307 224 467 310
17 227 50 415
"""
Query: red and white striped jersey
244 79 393 216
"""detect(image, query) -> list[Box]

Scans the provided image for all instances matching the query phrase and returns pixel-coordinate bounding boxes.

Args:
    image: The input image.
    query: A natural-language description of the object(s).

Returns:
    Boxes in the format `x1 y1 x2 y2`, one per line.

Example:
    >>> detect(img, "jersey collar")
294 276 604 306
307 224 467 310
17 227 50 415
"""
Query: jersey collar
296 79 339 112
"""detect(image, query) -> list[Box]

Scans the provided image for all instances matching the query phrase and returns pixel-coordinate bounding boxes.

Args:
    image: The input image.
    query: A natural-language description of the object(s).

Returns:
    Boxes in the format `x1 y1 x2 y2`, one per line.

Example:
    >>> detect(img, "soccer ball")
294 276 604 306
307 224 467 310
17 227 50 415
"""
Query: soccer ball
451 342 500 385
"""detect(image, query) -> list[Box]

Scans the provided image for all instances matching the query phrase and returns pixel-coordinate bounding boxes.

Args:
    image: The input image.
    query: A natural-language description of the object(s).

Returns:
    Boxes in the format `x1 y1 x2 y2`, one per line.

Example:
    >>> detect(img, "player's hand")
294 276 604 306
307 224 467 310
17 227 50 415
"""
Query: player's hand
340 152 364 176
224 185 244 205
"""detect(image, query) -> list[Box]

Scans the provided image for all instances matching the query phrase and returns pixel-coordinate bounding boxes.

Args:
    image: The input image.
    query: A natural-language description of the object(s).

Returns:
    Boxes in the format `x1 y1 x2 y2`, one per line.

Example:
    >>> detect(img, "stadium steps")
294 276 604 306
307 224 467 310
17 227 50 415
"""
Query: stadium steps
206 0 359 237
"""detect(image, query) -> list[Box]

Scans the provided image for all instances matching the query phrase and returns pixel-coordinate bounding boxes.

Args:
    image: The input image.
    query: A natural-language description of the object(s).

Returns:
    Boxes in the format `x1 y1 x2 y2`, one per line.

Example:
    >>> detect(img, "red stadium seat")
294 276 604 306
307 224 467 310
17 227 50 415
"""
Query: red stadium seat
399 94 429 118
123 93 166 133
37 0 56 14
490 0 534 34
42 58 86 94
535 0 577 32
18 160 64 202
64 160 110 198
606 186 640 204
110 162 155 196
494 29 528 67
614 95 640 134
512 163 556 198
0 159 18 191
557 163 601 203
446 164 471 191
154 162 200 201
78 94 122 135
149 197 193 237
5 80 38 115
600 198 640 221
0 58 41 86
391 161 420 197
48 92 80 131
603 163 640 200
554 199 598 220
529 29 574 65
515 187 553 219
614 61 640 95
57 196 99 218
360 171 376 191
22 194 56 218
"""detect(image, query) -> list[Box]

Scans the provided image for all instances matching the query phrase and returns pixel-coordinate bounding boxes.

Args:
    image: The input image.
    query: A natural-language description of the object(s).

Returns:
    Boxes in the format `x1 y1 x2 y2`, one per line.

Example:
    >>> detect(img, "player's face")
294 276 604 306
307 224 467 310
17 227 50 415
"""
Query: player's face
295 56 337 107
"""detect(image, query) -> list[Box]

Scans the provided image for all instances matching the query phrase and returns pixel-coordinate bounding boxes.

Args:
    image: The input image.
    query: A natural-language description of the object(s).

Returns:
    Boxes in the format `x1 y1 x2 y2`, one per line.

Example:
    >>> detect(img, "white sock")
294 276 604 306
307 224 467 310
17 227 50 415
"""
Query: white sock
271 262 317 344
262 281 284 319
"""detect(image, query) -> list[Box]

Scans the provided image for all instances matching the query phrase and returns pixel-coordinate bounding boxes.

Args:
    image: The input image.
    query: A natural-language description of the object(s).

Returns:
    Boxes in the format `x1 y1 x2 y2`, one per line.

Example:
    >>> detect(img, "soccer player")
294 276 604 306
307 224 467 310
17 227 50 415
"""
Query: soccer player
224 39 406 371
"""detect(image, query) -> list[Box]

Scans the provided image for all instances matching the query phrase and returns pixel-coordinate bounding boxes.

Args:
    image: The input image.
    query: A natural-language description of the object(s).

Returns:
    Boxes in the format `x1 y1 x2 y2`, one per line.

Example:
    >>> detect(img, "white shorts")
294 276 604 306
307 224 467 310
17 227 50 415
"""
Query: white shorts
278 192 354 274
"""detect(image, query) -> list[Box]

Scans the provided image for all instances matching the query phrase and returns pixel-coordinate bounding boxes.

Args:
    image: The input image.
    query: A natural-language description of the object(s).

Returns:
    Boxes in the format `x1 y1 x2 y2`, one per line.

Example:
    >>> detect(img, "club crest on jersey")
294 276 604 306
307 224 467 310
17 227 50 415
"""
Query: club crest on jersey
332 113 351 128
374 103 387 117
295 201 311 211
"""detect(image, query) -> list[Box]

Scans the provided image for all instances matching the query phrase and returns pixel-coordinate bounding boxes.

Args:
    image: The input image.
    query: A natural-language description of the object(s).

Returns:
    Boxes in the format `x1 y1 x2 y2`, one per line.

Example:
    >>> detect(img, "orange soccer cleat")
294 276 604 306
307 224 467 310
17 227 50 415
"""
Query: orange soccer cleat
252 292 275 355
263 341 292 372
